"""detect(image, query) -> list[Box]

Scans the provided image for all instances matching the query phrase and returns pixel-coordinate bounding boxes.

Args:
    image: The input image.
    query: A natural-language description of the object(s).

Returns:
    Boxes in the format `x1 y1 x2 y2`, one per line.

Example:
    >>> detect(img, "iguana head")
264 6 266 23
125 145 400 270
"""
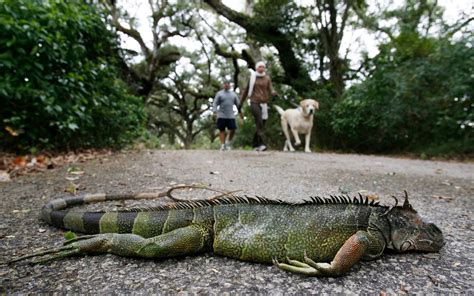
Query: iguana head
385 192 444 253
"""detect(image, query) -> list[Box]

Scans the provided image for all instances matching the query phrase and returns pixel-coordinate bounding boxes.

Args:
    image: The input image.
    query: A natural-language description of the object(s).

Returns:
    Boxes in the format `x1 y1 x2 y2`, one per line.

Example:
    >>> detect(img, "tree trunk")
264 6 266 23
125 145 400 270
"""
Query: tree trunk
203 0 316 95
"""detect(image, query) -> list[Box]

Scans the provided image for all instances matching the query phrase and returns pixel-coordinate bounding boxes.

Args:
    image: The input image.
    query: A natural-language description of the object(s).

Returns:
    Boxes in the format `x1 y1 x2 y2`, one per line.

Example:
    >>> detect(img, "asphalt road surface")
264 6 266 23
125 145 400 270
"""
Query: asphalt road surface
1 150 473 294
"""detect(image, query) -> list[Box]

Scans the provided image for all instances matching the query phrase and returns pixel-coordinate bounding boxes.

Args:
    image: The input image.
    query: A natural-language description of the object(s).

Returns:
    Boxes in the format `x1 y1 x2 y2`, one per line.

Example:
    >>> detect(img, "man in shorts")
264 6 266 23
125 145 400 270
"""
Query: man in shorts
213 81 241 151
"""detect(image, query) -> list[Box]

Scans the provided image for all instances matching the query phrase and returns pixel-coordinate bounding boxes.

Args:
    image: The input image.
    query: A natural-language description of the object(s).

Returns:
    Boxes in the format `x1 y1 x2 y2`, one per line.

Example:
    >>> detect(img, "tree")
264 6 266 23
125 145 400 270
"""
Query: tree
148 51 221 149
309 0 364 99
203 0 315 95
104 0 191 98
0 0 145 152
330 0 473 155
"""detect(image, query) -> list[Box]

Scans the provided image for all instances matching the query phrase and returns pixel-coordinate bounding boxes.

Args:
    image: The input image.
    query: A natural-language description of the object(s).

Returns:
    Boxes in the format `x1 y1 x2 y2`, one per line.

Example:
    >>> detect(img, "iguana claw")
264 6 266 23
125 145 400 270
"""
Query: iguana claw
9 245 80 264
303 251 331 273
9 233 114 264
272 254 322 276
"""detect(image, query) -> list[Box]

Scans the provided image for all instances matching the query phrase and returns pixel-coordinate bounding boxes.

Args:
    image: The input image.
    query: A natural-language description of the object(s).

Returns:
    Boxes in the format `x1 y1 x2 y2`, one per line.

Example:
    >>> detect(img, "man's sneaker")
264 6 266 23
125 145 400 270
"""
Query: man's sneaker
257 145 267 152
225 144 232 151
220 144 226 151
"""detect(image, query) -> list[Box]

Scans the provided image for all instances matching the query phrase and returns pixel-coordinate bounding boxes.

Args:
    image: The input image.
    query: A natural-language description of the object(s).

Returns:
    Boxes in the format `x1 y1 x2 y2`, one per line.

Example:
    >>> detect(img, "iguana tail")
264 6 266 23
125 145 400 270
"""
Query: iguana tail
40 192 166 234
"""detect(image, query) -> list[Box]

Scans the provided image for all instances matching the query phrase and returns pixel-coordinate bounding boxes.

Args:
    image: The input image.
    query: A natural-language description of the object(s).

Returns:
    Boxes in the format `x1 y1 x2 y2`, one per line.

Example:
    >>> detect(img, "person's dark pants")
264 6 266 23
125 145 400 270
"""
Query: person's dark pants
216 118 237 131
250 102 266 147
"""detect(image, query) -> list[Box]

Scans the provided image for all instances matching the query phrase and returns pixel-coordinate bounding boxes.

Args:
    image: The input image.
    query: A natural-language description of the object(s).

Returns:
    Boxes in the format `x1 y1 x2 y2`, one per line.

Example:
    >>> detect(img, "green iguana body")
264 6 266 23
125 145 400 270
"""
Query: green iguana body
13 192 444 277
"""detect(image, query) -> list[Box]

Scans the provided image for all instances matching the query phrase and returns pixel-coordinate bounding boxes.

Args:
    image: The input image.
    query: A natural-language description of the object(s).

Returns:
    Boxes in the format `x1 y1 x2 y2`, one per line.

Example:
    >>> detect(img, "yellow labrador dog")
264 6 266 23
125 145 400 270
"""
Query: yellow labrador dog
274 99 319 153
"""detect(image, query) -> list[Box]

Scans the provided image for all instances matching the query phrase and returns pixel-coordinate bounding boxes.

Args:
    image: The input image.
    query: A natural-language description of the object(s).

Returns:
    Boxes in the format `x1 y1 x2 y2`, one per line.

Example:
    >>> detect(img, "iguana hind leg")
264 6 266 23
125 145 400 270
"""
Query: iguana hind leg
11 224 212 264
274 231 377 277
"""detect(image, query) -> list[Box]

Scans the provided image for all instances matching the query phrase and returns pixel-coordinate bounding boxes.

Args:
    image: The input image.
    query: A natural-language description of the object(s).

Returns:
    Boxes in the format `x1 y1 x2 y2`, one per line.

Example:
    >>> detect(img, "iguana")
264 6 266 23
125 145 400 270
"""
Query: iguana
11 191 444 277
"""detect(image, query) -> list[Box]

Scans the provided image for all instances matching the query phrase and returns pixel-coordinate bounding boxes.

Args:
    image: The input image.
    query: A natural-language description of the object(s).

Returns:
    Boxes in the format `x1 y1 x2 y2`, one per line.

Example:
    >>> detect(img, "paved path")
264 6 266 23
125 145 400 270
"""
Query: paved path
1 150 473 293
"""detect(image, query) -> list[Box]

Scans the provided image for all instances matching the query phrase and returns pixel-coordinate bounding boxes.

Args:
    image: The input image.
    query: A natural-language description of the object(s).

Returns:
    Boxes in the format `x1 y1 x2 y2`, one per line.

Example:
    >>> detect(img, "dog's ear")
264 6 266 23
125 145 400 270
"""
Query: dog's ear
299 99 307 108
314 100 319 109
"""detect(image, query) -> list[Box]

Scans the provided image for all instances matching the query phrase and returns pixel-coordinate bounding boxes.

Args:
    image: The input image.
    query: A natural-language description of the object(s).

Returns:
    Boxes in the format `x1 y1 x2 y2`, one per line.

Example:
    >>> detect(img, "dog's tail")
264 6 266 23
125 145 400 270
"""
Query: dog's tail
274 105 284 116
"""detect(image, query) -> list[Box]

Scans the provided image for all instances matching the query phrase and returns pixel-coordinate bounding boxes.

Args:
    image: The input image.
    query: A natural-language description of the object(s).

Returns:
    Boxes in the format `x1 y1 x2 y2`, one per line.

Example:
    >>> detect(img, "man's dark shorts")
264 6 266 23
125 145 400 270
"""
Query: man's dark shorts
216 118 237 131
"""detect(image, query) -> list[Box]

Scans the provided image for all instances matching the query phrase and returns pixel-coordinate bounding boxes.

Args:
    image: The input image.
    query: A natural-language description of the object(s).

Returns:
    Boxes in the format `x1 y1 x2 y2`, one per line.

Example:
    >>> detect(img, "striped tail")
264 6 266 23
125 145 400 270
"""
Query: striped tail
41 192 167 234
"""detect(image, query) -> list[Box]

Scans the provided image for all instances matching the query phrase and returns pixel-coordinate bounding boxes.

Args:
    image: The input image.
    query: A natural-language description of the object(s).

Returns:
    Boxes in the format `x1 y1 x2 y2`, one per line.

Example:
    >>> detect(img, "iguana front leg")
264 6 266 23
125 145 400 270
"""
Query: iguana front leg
274 230 384 277
10 224 213 264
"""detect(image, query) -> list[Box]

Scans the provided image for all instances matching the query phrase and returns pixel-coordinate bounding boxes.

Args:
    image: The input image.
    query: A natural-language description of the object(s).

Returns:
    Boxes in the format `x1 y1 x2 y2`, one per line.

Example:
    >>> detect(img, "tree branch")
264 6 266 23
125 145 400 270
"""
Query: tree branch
109 2 151 58
446 17 474 37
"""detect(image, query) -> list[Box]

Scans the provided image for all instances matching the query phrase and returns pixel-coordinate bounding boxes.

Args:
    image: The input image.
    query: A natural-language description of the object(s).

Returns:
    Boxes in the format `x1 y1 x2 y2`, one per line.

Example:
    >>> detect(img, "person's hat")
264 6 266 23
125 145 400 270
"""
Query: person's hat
256 61 266 68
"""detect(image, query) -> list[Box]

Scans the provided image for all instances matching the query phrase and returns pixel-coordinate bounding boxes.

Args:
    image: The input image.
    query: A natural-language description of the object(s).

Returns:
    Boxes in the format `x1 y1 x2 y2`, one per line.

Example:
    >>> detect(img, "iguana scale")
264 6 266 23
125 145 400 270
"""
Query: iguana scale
12 191 444 277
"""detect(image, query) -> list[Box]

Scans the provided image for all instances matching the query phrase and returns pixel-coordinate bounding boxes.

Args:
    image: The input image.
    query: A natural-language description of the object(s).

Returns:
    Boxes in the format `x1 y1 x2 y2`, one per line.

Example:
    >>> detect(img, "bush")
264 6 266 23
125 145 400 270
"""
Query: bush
330 34 473 155
0 0 145 152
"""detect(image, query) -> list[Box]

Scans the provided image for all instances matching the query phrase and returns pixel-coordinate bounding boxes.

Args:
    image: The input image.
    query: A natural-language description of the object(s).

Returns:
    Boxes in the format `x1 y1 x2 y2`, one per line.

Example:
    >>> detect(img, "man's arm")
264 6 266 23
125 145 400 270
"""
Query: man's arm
212 92 220 113
268 76 277 97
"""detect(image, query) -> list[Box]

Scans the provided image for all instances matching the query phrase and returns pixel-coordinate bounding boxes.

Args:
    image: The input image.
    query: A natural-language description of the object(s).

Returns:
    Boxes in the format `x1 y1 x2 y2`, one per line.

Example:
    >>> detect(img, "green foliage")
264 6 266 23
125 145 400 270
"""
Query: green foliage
330 33 473 154
252 0 305 37
0 0 145 152
64 231 77 241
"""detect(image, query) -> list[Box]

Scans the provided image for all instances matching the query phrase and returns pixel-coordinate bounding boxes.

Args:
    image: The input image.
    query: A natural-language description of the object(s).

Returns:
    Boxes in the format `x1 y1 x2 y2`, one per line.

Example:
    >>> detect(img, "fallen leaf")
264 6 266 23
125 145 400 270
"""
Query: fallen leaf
367 194 379 200
65 176 80 181
428 275 440 286
12 209 30 213
210 171 220 175
13 156 27 167
5 126 19 136
69 170 84 175
400 285 409 293
67 166 83 174
452 262 461 267
432 195 455 202
338 186 350 194
26 157 37 167
0 170 11 182
38 228 46 233
64 183 78 195
36 155 47 164
423 253 441 259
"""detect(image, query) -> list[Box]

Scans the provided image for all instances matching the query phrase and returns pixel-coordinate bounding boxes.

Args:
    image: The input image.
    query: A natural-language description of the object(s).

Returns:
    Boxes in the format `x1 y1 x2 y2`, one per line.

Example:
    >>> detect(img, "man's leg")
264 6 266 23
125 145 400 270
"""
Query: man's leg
228 129 236 141
216 118 226 151
219 130 226 145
